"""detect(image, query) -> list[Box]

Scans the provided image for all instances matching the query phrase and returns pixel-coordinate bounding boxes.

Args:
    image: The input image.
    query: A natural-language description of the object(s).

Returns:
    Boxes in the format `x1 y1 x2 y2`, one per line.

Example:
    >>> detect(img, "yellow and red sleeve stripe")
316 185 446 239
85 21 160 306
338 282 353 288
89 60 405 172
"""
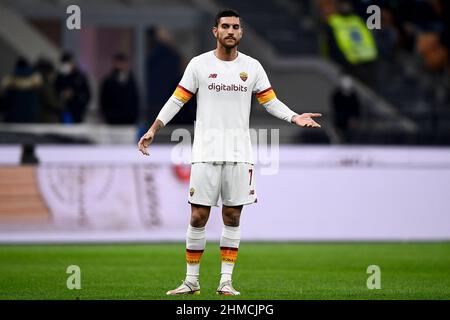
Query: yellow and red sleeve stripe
220 247 239 264
256 87 277 104
186 249 204 264
173 85 194 104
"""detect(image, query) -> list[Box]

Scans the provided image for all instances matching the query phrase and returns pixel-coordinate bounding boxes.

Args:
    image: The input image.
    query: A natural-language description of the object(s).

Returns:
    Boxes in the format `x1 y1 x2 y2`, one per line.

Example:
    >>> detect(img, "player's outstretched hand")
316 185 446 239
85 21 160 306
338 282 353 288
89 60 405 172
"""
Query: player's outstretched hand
138 131 154 156
292 113 322 128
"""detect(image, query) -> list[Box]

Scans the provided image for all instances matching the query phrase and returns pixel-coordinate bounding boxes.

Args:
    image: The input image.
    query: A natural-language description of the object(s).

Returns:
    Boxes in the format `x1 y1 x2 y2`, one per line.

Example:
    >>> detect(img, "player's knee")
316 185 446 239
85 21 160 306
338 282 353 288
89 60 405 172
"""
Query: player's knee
222 205 242 227
222 212 240 227
190 211 208 227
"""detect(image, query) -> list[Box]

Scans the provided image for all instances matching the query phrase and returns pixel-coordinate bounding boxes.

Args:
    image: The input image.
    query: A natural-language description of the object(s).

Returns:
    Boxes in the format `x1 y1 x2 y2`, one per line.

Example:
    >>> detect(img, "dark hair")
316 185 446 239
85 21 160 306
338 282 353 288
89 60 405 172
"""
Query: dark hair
14 57 32 76
34 58 54 76
60 51 73 63
214 9 240 27
15 57 29 70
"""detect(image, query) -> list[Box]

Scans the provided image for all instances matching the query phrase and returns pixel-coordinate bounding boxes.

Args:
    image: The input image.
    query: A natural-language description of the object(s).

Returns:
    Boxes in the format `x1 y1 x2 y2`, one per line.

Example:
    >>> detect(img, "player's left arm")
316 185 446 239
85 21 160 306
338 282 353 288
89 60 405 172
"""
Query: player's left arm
256 88 322 128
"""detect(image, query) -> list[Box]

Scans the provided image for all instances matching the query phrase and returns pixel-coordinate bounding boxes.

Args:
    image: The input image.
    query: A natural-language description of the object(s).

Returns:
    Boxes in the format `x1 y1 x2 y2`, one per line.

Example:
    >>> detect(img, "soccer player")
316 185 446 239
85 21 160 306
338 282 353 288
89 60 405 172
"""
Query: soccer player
138 9 321 296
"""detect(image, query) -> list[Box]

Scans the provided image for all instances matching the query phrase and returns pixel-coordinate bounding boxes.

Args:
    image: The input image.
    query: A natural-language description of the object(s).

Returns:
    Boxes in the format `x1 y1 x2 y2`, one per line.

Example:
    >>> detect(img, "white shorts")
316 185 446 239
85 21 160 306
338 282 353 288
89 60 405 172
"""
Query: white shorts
188 162 257 207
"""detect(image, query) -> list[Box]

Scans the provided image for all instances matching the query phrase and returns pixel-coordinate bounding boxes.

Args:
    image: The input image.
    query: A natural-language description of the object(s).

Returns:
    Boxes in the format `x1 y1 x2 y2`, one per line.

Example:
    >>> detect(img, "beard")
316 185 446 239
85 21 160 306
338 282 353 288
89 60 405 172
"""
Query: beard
218 36 240 48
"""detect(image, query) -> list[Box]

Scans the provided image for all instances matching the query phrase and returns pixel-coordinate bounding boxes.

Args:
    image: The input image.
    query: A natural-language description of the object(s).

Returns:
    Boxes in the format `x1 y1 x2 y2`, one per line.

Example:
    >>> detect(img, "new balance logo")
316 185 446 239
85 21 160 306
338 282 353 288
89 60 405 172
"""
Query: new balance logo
208 73 217 78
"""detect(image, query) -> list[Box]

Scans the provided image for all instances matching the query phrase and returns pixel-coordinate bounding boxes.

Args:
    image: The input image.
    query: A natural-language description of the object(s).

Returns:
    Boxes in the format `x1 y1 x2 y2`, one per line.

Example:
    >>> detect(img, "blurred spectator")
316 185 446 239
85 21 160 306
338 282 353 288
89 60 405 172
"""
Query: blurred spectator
317 0 338 20
0 57 42 123
416 32 448 71
325 1 378 64
398 0 443 36
324 0 378 84
331 75 361 142
372 7 399 61
34 58 62 123
145 26 181 122
55 52 91 123
145 26 195 126
99 53 139 125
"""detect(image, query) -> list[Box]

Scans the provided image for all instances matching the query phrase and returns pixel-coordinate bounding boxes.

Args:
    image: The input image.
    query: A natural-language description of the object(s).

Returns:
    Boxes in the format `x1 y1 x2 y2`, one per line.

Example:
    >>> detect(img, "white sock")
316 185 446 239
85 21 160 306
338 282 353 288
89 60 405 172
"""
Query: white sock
185 224 206 285
220 225 241 283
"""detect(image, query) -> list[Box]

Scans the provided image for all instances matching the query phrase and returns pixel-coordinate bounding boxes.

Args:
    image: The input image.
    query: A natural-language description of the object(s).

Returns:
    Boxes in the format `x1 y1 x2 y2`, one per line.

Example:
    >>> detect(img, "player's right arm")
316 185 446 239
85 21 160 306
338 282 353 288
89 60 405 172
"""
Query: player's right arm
138 119 164 156
138 59 198 156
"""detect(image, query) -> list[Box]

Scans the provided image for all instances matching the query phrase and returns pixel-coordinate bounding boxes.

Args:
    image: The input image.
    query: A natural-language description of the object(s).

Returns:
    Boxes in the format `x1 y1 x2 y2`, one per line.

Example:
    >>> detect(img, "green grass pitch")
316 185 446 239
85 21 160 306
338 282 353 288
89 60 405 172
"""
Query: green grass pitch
0 242 449 300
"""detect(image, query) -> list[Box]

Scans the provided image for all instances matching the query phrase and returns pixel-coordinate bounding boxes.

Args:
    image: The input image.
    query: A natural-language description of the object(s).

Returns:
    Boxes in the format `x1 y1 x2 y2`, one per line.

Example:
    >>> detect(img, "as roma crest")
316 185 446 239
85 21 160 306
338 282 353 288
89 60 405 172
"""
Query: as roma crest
189 187 195 197
239 72 248 82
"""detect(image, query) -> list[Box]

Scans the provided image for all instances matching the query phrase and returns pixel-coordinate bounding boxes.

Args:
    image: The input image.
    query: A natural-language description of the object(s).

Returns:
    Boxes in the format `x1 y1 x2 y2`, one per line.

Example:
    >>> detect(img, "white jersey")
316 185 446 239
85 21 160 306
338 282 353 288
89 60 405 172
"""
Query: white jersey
172 50 278 164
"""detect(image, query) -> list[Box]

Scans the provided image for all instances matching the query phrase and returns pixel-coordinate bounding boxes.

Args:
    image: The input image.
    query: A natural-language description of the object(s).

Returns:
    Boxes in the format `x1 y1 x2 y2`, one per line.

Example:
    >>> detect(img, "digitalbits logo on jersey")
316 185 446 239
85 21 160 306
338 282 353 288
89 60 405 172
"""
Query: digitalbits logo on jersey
208 82 248 92
239 72 248 82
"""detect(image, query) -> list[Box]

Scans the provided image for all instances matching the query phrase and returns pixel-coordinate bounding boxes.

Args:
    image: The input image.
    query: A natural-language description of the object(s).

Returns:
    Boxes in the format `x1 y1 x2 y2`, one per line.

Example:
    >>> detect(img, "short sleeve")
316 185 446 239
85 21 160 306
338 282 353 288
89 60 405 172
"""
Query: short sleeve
178 58 199 94
254 60 277 104
253 60 272 94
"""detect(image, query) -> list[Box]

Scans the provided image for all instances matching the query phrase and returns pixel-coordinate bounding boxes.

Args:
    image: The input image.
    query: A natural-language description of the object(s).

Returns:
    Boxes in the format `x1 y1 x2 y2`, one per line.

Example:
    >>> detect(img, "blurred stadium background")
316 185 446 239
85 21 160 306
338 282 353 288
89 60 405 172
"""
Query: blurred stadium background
0 0 449 299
